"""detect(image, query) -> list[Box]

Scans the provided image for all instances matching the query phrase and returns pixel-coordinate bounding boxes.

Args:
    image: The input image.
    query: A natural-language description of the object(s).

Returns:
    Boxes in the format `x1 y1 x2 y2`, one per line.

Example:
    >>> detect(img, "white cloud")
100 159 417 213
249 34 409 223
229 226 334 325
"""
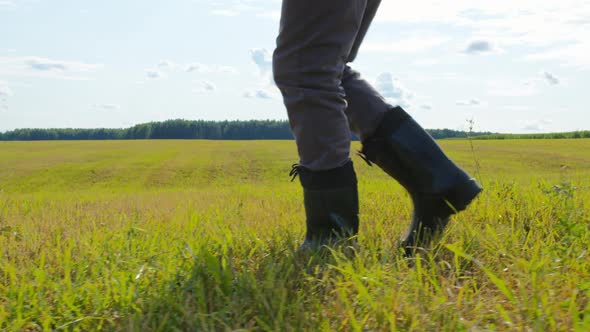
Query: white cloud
185 63 209 73
375 1 466 23
375 1 590 66
543 71 559 85
489 73 560 97
527 41 590 67
0 56 101 80
243 89 274 99
522 119 553 131
463 40 500 54
0 82 10 113
207 0 279 19
218 66 238 74
27 60 66 71
158 60 176 69
245 48 277 100
456 99 481 106
249 48 272 75
375 72 413 108
185 62 237 74
196 80 216 92
95 104 120 110
376 73 403 98
487 80 539 97
24 57 99 72
145 69 164 79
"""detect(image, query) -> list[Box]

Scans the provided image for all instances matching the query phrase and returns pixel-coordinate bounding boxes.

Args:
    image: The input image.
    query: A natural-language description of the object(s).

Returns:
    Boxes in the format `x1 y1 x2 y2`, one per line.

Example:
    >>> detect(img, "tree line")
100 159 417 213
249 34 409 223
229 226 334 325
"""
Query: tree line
0 118 508 141
0 120 292 141
473 131 590 140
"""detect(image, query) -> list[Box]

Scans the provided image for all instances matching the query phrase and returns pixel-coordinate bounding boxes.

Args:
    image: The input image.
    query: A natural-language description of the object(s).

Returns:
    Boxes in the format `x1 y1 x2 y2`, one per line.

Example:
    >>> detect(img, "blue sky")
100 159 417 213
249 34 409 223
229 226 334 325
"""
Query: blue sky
0 0 588 133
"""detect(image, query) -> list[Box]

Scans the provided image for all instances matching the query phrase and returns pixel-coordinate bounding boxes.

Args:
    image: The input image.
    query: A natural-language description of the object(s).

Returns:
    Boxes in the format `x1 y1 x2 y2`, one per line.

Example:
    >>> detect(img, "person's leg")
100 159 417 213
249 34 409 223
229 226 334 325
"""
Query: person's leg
273 0 368 250
343 66 389 140
273 0 368 171
341 0 388 140
347 0 381 64
360 108 482 255
339 0 482 255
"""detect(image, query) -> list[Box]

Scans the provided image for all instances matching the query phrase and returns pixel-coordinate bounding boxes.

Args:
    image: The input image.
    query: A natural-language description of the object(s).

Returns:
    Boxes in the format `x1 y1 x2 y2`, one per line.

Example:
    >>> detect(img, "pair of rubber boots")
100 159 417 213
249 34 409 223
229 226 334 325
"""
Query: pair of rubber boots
294 106 482 256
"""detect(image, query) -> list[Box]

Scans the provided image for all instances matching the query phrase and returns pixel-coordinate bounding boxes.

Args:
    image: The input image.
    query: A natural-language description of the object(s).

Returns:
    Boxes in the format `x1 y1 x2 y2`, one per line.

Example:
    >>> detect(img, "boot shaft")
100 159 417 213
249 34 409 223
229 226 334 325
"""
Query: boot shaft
293 161 360 245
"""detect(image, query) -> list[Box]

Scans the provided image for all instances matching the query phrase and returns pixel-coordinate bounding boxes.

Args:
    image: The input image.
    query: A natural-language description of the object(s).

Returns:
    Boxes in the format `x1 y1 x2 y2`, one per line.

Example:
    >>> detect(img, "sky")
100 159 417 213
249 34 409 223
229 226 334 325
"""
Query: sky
1 0 589 133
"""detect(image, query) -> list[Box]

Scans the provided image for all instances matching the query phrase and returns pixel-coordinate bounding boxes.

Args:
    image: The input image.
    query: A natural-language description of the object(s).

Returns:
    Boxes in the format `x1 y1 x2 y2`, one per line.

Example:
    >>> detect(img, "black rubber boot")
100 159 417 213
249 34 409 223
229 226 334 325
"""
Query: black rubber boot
360 106 482 255
291 160 360 252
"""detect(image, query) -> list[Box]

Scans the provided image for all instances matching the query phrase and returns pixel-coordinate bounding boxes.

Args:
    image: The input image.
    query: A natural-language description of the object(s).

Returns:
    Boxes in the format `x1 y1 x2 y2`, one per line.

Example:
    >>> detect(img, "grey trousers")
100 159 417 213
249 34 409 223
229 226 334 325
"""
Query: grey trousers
273 0 390 171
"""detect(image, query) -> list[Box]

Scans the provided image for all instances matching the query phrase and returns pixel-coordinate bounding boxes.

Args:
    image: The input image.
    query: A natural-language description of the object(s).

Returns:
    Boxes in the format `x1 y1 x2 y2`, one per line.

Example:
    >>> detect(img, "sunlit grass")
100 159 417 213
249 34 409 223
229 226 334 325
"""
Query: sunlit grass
0 139 589 331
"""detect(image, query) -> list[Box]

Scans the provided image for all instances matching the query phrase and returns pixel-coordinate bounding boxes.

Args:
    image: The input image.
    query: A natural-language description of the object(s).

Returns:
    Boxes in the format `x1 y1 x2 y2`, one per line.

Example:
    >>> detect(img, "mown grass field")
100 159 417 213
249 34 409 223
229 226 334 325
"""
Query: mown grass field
1 139 589 331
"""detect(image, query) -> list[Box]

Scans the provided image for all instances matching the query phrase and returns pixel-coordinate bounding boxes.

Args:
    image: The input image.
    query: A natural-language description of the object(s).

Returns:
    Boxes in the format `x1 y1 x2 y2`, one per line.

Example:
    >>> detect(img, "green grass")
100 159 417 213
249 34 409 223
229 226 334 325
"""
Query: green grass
1 139 589 331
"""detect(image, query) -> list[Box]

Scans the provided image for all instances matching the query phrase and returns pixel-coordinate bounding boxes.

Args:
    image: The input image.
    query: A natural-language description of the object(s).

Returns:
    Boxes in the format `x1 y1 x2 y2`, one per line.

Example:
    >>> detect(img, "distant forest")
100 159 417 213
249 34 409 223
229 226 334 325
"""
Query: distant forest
1 119 587 141
0 119 496 141
473 131 590 140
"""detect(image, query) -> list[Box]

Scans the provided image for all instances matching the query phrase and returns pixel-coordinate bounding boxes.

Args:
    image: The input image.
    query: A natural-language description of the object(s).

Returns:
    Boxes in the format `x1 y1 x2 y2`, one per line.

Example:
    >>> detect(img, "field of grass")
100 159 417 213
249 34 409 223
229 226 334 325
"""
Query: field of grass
1 139 589 331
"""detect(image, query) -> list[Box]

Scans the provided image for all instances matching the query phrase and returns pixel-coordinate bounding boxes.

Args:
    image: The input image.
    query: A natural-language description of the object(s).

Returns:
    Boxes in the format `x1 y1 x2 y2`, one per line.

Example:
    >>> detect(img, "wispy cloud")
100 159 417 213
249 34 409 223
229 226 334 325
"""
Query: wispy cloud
543 71 560 85
487 80 539 97
522 119 553 131
145 69 164 79
463 40 500 54
196 80 216 92
207 0 279 20
94 104 121 111
375 0 590 66
0 56 102 80
0 81 11 113
185 63 209 73
24 57 99 72
27 60 67 71
217 66 238 74
185 62 238 74
243 89 273 99
527 41 590 67
157 60 176 70
456 99 482 106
